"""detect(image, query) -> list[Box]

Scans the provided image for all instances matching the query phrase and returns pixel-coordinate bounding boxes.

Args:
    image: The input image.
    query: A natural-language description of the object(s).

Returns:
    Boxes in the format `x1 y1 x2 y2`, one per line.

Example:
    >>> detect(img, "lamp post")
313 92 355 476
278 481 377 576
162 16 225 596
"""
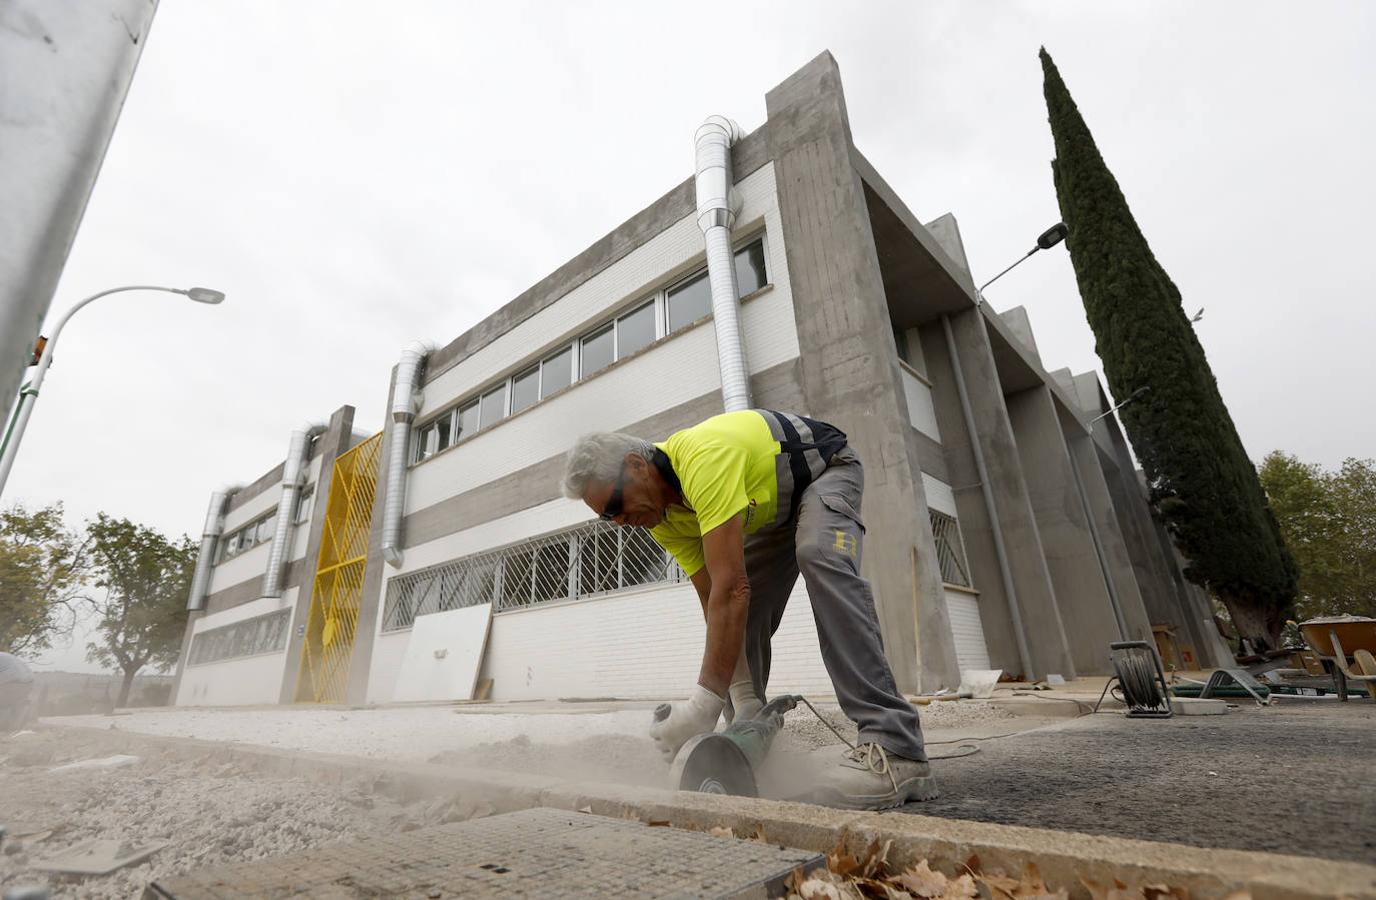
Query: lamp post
976 222 1069 304
0 285 225 499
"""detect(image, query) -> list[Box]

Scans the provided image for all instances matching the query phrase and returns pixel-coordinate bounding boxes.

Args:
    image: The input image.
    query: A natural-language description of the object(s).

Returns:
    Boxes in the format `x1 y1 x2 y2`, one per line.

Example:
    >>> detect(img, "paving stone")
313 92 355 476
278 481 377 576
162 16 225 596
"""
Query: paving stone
145 807 824 899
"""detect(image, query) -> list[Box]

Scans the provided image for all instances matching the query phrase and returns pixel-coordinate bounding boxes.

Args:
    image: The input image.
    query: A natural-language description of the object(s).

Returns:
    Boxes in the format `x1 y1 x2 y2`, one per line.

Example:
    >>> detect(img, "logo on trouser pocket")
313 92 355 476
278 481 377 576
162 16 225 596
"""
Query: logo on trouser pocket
832 530 858 558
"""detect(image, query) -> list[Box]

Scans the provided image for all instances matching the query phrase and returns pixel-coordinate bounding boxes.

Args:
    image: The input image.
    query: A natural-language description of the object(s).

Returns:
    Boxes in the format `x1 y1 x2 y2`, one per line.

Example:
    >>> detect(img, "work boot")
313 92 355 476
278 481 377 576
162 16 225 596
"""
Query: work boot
810 743 939 810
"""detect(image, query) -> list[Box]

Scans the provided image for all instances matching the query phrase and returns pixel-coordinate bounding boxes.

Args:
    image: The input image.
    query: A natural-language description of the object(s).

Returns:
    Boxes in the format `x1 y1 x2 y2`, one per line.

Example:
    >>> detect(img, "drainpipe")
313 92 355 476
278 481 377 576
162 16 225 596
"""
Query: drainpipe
694 115 751 411
941 314 1034 680
261 423 327 599
382 344 426 567
186 488 234 611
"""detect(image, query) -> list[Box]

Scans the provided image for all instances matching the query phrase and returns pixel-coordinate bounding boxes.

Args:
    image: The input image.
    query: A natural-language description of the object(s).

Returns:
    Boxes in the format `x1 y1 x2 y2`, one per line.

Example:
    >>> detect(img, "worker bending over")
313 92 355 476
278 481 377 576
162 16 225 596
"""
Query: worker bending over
563 409 936 809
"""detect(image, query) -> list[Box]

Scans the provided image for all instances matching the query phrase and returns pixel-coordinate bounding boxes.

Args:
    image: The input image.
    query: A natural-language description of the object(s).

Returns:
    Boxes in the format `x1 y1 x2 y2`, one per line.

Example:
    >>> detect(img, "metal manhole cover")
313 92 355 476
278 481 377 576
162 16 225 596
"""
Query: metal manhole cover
146 807 824 898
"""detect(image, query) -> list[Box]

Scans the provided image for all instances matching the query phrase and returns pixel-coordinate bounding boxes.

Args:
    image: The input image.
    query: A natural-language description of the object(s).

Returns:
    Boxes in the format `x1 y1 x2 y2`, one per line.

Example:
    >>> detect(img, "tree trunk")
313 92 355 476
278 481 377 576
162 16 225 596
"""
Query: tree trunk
1218 592 1284 654
117 668 138 709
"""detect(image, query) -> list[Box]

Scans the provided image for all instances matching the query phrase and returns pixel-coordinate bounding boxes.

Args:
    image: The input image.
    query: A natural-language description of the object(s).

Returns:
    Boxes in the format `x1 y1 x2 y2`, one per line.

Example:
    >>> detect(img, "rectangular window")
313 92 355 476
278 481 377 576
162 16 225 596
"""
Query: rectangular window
188 609 291 666
540 347 572 398
456 401 480 442
255 516 276 546
502 549 534 608
929 510 972 588
667 271 711 333
434 410 454 453
479 384 507 430
580 324 614 377
294 486 314 525
616 301 656 359
734 240 768 296
511 365 540 415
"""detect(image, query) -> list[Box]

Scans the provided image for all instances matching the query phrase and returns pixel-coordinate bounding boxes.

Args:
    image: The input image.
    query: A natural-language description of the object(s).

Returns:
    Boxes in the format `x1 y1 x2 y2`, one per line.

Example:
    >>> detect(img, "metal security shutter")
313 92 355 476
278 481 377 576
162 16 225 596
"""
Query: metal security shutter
943 588 991 673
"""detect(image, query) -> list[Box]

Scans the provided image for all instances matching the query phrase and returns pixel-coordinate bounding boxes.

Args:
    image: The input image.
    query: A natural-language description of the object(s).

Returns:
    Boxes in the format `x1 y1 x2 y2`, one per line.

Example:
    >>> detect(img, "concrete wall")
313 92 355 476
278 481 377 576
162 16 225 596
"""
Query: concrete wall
765 51 959 693
1004 385 1120 674
175 592 298 706
921 311 1075 680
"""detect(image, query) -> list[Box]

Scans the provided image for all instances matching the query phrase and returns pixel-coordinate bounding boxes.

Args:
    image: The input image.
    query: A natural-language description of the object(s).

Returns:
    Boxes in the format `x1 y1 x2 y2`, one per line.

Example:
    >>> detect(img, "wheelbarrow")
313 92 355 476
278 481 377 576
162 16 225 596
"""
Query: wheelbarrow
1298 615 1376 701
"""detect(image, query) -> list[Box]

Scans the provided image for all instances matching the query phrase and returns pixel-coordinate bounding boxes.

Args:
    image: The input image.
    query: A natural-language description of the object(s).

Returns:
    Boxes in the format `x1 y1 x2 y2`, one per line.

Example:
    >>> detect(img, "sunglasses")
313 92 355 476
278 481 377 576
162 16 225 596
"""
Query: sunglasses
599 465 626 521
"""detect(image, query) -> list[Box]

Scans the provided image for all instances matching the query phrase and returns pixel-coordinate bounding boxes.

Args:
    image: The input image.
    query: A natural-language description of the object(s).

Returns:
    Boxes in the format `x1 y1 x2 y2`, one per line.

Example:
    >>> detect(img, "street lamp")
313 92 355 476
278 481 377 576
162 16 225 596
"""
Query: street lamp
0 285 225 498
1089 385 1150 425
976 222 1069 304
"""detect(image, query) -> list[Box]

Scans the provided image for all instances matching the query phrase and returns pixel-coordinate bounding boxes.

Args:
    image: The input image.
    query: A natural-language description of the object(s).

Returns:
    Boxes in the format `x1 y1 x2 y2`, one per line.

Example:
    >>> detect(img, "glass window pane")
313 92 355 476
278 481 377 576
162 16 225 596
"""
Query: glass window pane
456 401 480 442
580 325 614 377
294 487 313 525
503 549 534 608
616 302 656 359
511 366 540 414
579 528 619 596
734 240 767 296
540 347 572 398
531 540 571 604
434 411 454 452
667 271 711 332
256 516 275 545
622 529 669 589
479 384 507 430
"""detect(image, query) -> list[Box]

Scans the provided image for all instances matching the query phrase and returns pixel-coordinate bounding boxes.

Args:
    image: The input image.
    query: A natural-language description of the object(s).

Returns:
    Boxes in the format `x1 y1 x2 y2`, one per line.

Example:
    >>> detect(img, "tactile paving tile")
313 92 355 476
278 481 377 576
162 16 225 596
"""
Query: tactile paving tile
145 807 824 899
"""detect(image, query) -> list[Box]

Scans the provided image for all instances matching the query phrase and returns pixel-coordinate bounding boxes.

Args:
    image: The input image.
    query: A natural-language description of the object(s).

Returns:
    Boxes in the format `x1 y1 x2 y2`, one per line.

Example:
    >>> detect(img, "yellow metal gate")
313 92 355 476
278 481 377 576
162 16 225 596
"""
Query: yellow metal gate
296 432 382 703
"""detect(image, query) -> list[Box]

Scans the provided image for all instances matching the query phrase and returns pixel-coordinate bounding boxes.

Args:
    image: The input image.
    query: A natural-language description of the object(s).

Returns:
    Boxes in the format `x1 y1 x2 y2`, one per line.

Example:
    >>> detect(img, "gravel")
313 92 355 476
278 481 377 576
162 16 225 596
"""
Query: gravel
0 729 485 899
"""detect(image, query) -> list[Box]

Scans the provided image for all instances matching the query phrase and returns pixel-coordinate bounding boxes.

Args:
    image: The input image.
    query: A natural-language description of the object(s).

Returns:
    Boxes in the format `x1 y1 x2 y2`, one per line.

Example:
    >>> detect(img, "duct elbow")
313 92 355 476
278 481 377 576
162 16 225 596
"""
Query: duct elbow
383 545 404 568
694 116 744 234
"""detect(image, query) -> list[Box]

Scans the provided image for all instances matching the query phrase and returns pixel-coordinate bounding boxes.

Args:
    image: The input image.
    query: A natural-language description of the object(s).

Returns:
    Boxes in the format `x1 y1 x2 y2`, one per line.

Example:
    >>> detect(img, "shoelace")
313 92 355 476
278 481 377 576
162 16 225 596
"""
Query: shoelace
842 742 897 791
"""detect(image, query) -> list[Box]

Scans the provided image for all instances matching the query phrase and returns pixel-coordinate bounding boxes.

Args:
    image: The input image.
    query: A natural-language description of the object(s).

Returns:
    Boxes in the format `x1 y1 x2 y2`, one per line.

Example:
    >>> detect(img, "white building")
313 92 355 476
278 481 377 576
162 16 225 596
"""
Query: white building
172 53 1225 708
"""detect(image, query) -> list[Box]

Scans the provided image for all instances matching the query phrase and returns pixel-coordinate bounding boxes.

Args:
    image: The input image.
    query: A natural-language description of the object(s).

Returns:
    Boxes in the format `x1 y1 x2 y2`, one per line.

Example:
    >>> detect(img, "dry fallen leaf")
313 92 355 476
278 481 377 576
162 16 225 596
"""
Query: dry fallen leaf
708 825 735 839
1080 877 1136 900
796 875 852 900
944 873 979 899
896 860 949 898
646 819 671 828
861 839 893 879
1143 885 1189 900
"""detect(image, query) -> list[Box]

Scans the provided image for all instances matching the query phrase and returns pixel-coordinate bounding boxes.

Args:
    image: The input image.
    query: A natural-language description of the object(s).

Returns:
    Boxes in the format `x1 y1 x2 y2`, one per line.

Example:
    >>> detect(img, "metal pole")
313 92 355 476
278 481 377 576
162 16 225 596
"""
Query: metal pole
941 313 1035 681
0 285 193 498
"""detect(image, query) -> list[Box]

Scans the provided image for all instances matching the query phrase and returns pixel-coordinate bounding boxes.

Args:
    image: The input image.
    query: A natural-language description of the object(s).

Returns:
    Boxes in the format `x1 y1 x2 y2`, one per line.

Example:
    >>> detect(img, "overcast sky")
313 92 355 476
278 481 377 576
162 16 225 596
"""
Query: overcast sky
16 2 1373 671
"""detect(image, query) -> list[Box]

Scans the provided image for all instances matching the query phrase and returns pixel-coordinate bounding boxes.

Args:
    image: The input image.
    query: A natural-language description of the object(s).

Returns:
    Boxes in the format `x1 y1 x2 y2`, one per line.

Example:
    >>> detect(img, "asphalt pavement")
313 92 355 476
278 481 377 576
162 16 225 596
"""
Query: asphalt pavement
904 699 1375 863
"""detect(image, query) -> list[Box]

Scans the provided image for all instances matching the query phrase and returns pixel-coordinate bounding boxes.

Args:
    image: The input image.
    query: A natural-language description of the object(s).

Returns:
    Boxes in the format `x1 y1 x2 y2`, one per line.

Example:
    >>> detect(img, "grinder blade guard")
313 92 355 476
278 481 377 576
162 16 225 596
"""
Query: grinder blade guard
667 694 801 796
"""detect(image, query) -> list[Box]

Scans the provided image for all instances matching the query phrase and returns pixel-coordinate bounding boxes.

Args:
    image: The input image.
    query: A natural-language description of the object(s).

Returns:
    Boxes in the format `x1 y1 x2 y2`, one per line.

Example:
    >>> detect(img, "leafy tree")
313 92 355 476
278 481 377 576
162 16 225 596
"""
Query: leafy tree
1040 48 1298 651
0 503 91 656
85 514 195 706
1261 452 1375 619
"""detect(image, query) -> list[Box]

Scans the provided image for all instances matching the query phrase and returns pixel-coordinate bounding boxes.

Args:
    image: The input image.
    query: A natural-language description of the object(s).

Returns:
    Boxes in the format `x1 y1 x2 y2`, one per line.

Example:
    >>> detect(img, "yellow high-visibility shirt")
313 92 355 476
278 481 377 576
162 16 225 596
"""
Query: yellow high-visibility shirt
650 409 845 576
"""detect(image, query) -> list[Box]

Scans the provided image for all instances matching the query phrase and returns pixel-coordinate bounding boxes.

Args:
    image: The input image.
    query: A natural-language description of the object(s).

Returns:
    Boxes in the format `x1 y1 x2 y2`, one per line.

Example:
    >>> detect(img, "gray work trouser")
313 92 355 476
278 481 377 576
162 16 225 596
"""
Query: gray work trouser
742 446 927 761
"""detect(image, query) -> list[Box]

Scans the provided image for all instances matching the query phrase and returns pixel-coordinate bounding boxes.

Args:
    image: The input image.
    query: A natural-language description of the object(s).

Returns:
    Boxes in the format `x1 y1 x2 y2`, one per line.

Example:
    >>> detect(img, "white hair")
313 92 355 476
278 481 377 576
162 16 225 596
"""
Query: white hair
562 432 655 499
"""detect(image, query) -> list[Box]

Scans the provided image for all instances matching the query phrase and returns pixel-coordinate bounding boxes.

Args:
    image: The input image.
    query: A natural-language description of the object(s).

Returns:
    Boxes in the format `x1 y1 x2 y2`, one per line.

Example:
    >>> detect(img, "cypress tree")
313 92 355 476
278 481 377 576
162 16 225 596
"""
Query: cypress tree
1039 48 1298 651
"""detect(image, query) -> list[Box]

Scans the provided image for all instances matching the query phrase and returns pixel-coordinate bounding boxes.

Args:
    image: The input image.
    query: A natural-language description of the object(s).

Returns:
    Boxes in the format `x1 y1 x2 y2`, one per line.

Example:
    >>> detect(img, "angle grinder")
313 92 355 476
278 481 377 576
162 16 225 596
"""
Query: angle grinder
658 694 802 797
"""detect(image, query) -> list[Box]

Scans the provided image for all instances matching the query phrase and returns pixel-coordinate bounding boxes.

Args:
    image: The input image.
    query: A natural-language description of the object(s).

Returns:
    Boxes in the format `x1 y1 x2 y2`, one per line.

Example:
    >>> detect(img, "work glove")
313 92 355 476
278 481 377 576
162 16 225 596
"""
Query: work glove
649 684 724 761
726 678 765 723
722 647 764 724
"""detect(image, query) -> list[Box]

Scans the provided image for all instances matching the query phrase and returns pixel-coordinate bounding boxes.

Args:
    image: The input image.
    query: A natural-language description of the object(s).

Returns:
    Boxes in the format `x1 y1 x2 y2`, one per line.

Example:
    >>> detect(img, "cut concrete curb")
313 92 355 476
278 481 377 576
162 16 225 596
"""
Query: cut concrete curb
41 723 1376 899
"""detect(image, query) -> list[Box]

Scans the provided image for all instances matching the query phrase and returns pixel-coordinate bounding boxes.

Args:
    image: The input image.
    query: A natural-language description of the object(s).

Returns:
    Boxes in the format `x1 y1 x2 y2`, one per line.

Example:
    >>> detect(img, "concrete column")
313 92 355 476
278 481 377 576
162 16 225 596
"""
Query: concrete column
278 405 356 704
1060 422 1153 644
764 51 959 692
1005 385 1123 674
922 310 1076 680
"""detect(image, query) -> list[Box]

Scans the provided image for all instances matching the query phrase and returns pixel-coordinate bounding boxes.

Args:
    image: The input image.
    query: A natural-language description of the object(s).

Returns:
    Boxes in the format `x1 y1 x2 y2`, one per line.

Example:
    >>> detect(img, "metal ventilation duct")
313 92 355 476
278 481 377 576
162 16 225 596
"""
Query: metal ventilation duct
186 488 234 611
694 116 751 411
382 345 426 567
261 423 326 599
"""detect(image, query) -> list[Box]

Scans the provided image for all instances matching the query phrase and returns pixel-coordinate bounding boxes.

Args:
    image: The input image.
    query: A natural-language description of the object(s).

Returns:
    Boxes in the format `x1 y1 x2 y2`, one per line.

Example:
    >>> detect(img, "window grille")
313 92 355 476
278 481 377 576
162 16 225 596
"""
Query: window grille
929 510 973 588
382 521 684 631
188 609 291 666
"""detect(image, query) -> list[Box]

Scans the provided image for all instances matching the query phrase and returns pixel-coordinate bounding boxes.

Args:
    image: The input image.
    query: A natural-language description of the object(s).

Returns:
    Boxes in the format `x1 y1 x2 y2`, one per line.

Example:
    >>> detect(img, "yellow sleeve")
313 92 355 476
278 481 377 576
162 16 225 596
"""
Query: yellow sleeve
650 525 705 578
679 444 751 537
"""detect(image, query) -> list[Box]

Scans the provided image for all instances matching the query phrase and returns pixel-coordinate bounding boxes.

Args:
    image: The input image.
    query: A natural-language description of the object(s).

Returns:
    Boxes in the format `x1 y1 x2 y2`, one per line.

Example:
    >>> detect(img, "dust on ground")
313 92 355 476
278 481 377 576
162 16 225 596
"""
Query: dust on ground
0 728 485 899
426 699 1019 796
